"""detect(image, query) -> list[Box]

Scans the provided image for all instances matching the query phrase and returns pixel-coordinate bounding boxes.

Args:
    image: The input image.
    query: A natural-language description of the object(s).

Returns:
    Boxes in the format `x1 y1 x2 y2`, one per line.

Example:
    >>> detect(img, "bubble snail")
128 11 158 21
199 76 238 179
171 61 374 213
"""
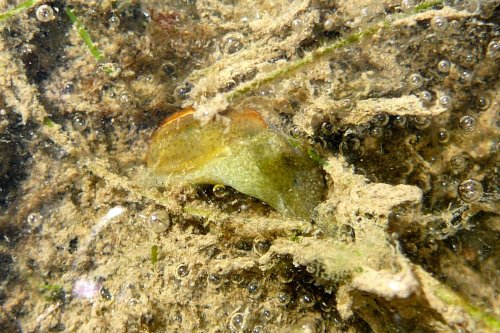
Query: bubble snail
146 107 326 220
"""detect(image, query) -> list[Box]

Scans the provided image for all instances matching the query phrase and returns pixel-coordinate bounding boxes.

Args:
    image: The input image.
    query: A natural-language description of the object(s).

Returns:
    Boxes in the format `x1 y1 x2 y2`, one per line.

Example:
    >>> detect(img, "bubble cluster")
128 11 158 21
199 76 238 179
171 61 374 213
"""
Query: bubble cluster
458 179 483 203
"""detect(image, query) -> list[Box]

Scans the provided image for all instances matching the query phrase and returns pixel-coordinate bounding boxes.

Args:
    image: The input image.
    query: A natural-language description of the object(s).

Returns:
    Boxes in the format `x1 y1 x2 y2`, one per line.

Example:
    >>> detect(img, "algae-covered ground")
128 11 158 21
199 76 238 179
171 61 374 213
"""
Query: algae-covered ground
0 0 499 332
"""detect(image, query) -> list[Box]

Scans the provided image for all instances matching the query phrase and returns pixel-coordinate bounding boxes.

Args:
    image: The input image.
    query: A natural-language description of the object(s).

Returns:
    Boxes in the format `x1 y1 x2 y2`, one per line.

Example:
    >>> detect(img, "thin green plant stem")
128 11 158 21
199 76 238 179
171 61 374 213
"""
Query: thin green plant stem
225 0 445 103
0 0 38 22
65 6 115 75
436 286 500 331
64 7 105 62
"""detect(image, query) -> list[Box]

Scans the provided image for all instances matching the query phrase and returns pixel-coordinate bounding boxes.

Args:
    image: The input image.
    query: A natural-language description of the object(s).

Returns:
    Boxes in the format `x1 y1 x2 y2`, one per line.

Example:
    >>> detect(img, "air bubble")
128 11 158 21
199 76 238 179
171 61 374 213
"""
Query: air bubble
253 325 264 333
401 0 415 11
213 184 228 198
419 91 433 104
476 95 491 111
109 14 121 28
370 126 383 138
450 155 466 172
247 280 262 298
373 113 389 126
229 312 244 331
119 91 132 105
487 40 499 59
458 179 483 203
436 128 450 143
431 16 448 32
27 213 43 228
148 210 170 233
341 98 354 110
208 273 223 289
276 292 291 306
291 19 303 32
409 73 423 88
340 136 360 154
457 69 473 86
439 94 452 109
176 264 189 278
36 5 55 22
393 115 407 127
323 19 334 31
437 60 451 74
253 238 271 256
459 115 475 135
292 315 325 333
320 122 334 136
63 82 75 94
260 308 273 322
222 33 244 54
414 116 431 130
299 294 315 307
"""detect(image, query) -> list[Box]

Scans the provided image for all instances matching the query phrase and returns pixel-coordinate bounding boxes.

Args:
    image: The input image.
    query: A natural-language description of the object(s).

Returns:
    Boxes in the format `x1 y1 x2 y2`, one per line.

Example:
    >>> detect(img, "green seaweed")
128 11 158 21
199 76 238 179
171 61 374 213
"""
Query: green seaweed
40 283 65 302
436 286 500 331
0 0 37 22
151 245 158 265
64 7 115 75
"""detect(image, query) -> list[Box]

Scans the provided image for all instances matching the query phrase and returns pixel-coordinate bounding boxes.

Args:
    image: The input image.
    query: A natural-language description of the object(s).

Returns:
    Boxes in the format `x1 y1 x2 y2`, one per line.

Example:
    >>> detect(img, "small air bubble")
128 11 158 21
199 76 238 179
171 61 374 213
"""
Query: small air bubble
208 273 223 288
276 292 291 306
253 238 271 256
176 264 189 278
229 312 244 331
439 94 452 109
222 33 244 54
487 40 499 59
414 116 431 130
431 16 448 32
292 19 303 32
459 115 475 135
476 94 491 111
370 126 383 138
457 69 473 86
458 179 483 203
148 210 170 233
213 184 228 198
409 73 423 88
373 113 389 126
450 155 466 172
436 128 450 143
299 294 315 307
109 14 121 28
437 60 451 74
323 19 334 31
393 115 407 127
247 280 261 298
419 91 433 104
36 5 55 22
401 0 415 11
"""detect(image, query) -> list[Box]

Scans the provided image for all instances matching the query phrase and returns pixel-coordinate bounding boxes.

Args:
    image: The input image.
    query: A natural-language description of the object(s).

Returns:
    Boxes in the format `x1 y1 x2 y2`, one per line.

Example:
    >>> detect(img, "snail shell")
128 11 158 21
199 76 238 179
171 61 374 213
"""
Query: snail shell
147 107 325 220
